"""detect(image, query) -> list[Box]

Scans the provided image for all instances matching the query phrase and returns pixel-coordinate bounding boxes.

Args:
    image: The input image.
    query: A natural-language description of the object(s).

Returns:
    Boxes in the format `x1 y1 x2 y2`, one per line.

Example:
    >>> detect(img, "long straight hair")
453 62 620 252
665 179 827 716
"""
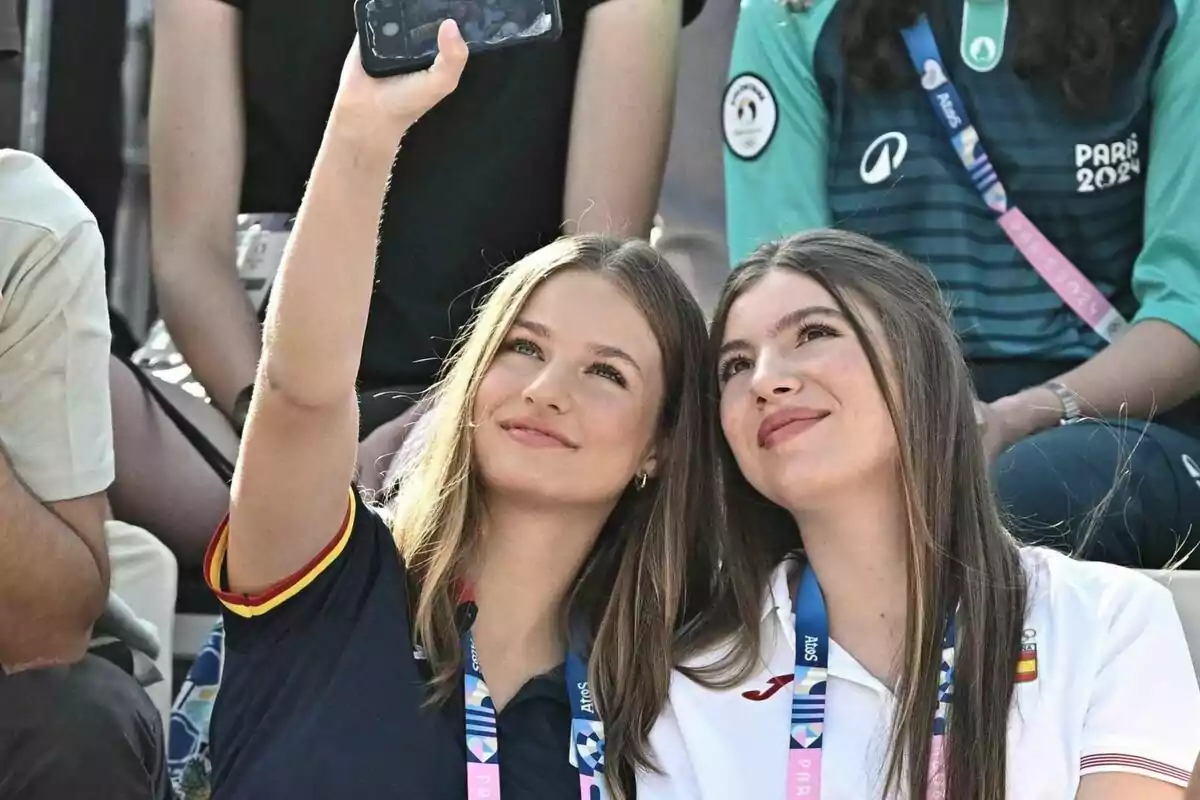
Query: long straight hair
706 229 1028 799
384 235 725 799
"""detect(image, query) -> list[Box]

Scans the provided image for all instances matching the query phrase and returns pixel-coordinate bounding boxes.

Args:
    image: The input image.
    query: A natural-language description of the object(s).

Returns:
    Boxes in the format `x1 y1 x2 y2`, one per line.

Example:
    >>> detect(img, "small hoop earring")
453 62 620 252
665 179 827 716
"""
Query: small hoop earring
634 472 649 491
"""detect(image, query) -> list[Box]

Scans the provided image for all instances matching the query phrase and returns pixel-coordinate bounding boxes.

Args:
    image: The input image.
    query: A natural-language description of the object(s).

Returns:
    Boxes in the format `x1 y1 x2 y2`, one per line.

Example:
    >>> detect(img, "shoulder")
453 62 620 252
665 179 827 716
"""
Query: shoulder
1013 552 1200 788
728 0 840 112
734 0 839 50
0 150 97 242
1173 0 1197 28
1159 0 1200 81
1020 547 1178 632
1020 546 1175 620
1018 547 1182 661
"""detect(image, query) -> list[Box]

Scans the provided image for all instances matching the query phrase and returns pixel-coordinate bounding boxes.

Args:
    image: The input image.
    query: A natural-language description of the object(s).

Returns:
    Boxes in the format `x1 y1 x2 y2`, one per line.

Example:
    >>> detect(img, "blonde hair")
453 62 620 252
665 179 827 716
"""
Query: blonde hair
385 234 724 798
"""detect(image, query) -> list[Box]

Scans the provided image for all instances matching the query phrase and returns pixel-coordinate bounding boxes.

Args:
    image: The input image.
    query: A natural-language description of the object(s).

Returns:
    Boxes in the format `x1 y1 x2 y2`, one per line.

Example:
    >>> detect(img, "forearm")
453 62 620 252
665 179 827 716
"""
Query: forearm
154 247 262 414
563 0 682 239
258 118 400 409
0 455 107 666
1058 320 1200 418
996 320 1200 436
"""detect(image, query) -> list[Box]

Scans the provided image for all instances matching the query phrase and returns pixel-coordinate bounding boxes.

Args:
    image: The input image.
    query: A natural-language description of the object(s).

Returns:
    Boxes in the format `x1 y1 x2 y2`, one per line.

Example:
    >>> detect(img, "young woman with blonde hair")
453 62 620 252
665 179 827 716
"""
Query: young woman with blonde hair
204 24 727 800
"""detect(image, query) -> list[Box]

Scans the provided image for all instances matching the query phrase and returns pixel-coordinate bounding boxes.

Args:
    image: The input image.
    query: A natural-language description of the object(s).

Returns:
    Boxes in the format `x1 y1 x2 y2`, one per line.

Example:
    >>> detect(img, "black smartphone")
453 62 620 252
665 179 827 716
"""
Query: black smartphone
354 0 563 78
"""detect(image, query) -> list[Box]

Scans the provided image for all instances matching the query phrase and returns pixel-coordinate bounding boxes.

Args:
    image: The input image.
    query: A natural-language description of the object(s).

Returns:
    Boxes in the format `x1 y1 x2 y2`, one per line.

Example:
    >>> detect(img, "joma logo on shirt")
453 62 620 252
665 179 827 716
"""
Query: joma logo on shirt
742 674 793 701
1075 133 1141 193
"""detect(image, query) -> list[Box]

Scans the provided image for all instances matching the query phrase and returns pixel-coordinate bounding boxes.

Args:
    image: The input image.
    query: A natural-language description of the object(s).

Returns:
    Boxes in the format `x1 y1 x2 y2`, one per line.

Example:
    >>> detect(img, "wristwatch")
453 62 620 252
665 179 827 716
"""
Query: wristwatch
1043 381 1082 425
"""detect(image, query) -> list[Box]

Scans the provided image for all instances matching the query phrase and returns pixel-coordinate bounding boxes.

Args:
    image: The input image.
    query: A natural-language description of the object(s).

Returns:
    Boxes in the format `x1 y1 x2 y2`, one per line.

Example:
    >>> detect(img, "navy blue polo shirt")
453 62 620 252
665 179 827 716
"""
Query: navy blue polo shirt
204 487 577 798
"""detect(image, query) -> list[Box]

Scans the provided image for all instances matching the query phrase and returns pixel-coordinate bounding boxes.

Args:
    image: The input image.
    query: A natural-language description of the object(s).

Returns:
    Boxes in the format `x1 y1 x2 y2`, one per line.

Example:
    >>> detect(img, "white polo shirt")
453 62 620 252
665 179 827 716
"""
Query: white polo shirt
640 548 1200 799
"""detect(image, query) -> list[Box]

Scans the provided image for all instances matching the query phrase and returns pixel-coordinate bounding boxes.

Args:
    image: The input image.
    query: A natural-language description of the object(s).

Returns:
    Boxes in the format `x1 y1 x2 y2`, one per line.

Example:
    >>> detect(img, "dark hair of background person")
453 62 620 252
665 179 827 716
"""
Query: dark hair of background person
841 0 1164 114
388 235 729 800
699 230 1030 800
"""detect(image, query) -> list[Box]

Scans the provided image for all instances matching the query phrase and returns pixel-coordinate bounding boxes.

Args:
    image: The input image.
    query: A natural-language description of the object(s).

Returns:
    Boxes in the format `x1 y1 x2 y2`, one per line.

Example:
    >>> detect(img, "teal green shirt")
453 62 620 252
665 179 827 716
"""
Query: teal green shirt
724 0 1200 360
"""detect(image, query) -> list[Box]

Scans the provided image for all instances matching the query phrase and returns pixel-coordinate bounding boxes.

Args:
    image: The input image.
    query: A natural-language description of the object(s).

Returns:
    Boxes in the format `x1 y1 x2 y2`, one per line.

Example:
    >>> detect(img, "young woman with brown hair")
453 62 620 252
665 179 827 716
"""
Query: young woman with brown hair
724 0 1200 570
640 230 1200 799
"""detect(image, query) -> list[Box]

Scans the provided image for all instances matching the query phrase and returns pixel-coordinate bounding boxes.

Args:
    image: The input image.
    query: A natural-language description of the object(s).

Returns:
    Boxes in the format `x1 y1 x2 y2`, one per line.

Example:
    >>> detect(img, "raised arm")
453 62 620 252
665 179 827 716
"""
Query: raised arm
225 24 468 593
149 0 260 417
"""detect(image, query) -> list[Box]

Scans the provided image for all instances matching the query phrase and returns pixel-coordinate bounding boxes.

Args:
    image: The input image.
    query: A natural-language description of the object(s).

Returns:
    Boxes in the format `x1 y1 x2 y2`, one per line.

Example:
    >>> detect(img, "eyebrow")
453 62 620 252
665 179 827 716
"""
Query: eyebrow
717 305 845 359
511 318 643 374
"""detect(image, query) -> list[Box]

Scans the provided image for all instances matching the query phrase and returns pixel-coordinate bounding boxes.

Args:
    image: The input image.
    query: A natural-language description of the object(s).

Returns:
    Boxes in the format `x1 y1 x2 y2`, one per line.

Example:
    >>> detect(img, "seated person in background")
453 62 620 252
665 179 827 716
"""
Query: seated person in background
723 0 1200 567
0 150 168 800
108 0 706 569
638 230 1200 799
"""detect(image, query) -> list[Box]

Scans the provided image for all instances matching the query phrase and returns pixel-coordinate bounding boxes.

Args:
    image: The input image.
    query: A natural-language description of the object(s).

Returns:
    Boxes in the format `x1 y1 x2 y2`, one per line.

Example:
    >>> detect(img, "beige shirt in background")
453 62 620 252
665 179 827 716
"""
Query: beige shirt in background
0 149 113 502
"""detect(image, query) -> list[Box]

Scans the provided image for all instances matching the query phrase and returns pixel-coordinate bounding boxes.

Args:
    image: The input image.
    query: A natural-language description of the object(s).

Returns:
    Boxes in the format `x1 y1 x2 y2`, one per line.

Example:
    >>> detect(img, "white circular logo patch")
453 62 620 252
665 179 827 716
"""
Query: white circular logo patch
723 73 778 161
859 131 909 185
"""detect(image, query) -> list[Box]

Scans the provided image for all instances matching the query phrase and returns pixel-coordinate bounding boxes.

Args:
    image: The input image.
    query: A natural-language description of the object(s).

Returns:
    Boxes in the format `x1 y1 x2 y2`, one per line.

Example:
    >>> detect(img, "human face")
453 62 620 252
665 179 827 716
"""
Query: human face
716 269 897 511
472 270 664 507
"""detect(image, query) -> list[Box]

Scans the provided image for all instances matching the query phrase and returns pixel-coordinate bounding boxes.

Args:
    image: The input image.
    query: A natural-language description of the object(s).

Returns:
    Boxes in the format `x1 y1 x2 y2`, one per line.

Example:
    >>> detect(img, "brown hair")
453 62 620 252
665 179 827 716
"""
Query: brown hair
840 0 1162 116
385 234 725 798
706 229 1028 800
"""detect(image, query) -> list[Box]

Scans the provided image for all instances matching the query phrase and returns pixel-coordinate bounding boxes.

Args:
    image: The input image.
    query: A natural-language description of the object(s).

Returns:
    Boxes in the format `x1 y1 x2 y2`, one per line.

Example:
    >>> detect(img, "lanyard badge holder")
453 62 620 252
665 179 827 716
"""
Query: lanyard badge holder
900 17 1129 344
788 565 956 799
461 621 607 800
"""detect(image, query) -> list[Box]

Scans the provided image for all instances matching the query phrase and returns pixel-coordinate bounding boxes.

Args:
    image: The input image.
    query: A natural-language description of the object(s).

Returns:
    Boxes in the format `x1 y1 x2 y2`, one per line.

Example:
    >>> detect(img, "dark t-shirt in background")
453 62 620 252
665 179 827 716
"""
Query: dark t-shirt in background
217 0 703 390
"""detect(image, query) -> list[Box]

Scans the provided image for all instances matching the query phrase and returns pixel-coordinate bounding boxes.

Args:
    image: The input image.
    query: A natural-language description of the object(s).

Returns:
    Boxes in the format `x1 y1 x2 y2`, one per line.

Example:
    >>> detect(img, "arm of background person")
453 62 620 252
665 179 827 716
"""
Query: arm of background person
723 0 833 265
0 458 108 669
0 158 112 667
149 0 260 416
226 33 467 593
987 0 1200 442
563 0 683 239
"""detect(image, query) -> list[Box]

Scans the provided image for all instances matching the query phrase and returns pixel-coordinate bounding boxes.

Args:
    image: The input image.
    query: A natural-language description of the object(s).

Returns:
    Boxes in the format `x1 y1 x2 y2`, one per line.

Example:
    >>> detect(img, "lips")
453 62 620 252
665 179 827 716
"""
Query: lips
757 407 829 448
499 417 577 449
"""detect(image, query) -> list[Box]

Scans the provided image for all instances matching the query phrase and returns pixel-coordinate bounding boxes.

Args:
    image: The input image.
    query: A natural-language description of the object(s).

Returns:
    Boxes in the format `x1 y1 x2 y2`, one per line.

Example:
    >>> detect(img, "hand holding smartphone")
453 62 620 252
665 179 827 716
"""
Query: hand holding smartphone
354 0 562 77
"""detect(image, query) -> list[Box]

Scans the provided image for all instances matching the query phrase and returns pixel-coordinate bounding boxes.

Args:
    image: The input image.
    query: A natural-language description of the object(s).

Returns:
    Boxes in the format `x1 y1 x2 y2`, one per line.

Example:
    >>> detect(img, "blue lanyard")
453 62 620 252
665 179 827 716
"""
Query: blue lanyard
788 565 956 798
462 626 607 800
900 16 1010 215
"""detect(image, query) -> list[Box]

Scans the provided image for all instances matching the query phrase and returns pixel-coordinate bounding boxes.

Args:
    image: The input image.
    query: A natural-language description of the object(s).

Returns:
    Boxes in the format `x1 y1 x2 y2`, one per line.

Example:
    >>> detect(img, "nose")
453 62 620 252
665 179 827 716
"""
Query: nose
749 353 802 404
522 364 572 414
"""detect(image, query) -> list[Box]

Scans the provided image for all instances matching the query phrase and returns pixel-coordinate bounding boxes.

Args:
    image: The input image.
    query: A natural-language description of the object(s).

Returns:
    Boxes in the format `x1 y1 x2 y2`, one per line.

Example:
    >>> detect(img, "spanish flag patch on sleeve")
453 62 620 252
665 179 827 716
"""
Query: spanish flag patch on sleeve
1015 643 1038 683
